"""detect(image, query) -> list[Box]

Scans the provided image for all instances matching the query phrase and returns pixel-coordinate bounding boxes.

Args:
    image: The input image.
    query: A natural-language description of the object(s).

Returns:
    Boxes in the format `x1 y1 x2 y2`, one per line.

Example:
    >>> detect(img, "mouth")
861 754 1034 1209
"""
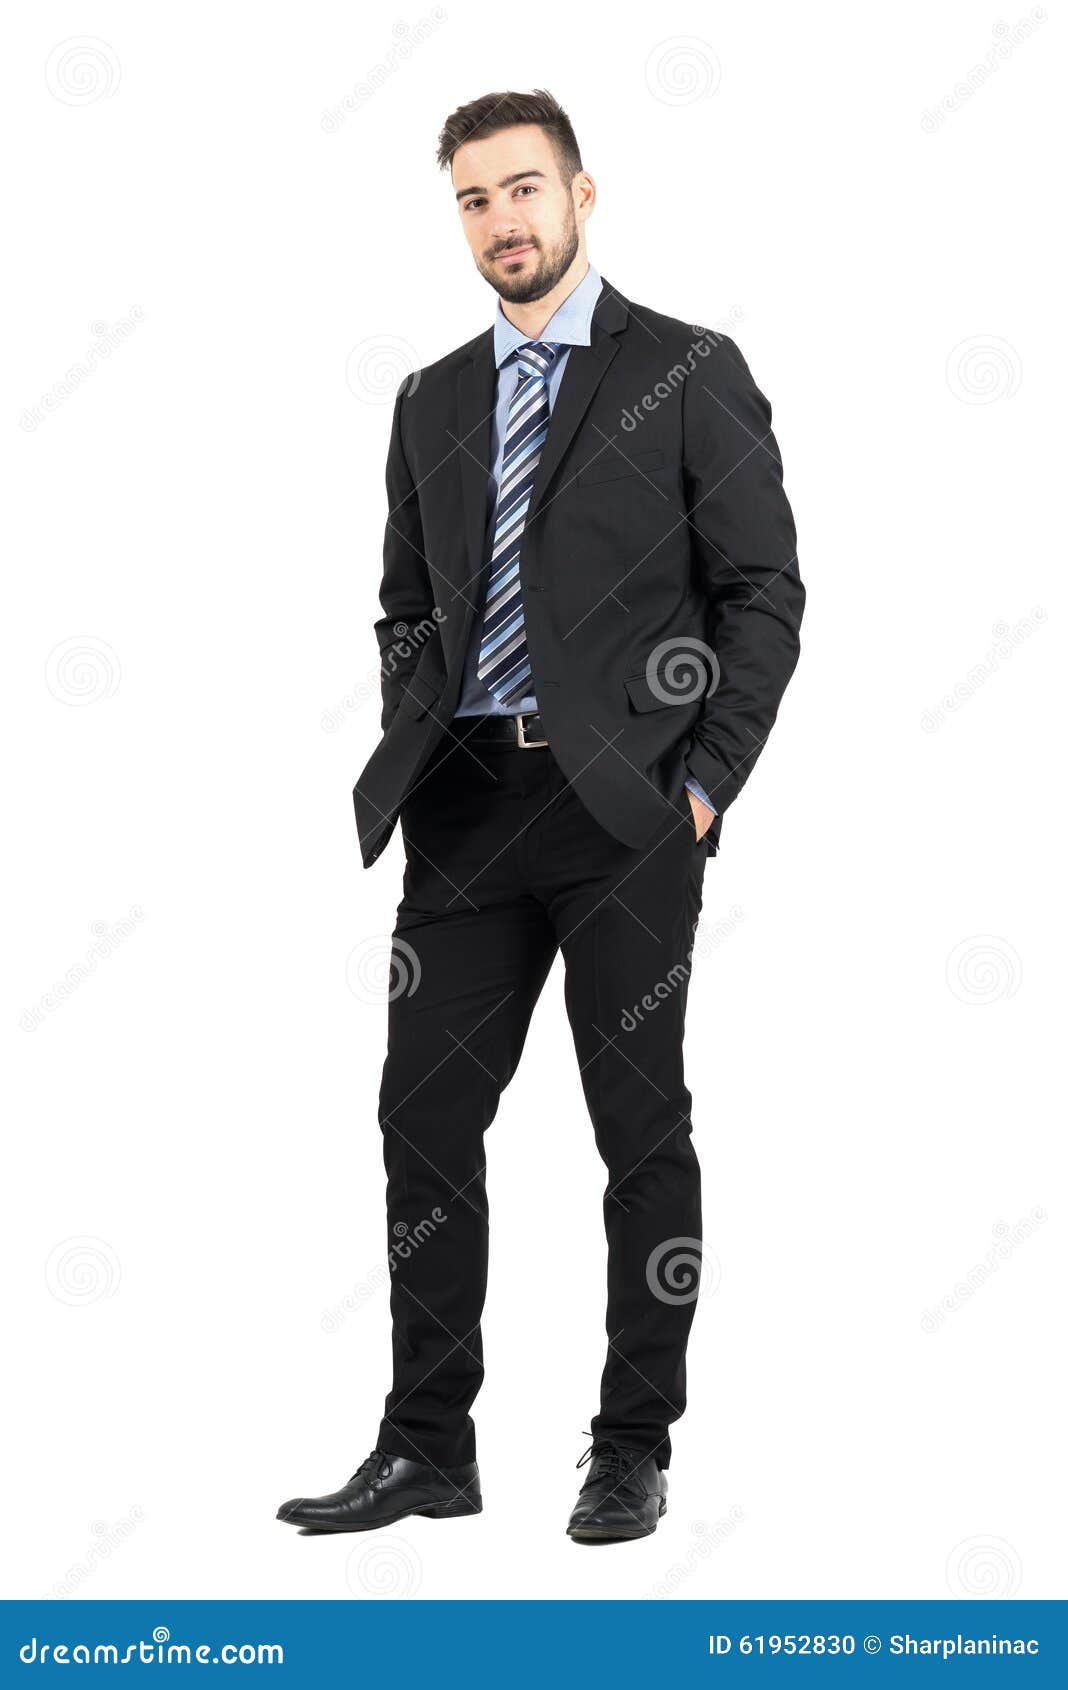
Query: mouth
495 244 535 266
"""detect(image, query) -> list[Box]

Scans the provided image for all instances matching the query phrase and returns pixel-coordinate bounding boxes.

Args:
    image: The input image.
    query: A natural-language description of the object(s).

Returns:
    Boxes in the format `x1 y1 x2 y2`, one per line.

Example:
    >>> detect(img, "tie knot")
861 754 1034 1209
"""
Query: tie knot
516 340 561 381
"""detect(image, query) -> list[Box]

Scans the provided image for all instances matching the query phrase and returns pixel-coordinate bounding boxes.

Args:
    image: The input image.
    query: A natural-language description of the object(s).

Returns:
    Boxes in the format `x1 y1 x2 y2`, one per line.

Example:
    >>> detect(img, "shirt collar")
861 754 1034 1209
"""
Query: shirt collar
492 263 603 370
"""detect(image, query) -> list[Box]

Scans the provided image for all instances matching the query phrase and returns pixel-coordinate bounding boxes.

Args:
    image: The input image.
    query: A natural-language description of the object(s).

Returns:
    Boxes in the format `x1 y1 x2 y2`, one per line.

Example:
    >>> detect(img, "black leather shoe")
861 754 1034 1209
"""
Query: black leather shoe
276 1449 481 1533
566 1441 667 1542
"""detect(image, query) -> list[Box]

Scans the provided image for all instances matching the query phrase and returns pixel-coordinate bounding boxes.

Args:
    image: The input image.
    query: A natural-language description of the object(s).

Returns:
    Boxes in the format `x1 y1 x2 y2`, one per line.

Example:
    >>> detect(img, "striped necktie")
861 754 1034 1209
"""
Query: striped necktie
476 340 561 709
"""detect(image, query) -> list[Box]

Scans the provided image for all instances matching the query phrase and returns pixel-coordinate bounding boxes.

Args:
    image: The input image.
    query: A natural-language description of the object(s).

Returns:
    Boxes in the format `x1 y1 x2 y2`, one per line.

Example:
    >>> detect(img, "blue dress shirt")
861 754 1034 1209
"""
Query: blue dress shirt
454 262 715 818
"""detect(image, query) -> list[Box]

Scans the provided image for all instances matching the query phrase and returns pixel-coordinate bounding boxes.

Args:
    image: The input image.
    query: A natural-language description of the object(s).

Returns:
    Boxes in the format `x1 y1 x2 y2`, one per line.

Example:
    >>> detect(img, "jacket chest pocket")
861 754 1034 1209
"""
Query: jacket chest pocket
575 446 665 486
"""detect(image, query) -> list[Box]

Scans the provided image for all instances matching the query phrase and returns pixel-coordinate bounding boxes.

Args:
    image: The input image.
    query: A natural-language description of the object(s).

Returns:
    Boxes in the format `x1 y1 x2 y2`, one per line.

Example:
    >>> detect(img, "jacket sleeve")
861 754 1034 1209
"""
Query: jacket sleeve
680 335 805 814
372 380 436 732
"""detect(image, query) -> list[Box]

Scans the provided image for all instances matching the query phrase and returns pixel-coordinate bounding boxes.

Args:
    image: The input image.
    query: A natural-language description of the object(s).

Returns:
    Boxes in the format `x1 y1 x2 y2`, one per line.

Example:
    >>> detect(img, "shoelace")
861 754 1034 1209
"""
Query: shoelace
349 1449 393 1485
576 1438 636 1486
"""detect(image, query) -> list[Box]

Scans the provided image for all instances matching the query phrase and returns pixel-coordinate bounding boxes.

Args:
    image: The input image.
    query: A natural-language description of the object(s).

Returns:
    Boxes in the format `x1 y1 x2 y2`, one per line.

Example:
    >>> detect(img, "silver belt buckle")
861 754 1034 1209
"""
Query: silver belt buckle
515 711 548 749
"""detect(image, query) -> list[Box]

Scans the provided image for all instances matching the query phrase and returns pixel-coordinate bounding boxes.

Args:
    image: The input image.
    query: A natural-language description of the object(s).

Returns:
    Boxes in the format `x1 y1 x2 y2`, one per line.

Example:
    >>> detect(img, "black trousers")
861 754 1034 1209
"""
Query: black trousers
375 720 707 1471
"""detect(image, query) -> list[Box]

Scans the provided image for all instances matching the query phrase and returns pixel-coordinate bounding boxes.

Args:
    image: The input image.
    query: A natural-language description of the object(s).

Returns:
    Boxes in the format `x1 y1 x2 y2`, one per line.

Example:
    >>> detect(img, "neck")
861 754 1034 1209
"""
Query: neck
499 249 590 340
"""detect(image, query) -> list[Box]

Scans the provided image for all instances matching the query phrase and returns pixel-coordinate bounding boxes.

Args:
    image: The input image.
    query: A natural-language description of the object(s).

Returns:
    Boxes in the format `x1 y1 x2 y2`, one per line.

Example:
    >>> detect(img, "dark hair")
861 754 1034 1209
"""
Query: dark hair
436 88 582 183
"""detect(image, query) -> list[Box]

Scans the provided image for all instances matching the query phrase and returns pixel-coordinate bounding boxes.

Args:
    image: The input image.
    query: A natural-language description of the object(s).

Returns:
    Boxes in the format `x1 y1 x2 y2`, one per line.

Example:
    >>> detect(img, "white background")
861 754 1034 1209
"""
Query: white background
3 0 1064 1603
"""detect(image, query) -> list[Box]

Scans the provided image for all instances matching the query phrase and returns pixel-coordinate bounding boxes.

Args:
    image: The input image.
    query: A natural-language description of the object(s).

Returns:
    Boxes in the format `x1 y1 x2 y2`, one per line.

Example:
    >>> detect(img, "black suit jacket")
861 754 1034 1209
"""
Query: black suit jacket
353 278 804 868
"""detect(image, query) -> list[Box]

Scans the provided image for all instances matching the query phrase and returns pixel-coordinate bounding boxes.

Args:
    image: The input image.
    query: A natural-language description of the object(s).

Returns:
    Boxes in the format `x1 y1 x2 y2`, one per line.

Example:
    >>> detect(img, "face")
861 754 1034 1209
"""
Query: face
451 122 592 304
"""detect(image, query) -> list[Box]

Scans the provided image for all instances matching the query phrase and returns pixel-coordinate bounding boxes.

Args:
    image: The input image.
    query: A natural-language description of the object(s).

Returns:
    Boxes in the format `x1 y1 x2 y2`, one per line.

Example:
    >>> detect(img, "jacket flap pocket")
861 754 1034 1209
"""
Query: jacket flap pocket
577 447 664 486
623 661 708 712
398 666 445 719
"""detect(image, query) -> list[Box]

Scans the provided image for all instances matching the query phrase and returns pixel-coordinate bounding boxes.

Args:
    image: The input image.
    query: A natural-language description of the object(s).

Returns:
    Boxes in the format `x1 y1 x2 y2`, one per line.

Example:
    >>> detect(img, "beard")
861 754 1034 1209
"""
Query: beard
477 205 580 305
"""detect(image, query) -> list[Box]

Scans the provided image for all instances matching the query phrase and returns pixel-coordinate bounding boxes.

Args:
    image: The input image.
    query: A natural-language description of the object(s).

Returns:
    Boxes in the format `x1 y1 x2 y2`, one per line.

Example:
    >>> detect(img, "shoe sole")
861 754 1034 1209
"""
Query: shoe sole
566 1497 667 1542
277 1499 481 1532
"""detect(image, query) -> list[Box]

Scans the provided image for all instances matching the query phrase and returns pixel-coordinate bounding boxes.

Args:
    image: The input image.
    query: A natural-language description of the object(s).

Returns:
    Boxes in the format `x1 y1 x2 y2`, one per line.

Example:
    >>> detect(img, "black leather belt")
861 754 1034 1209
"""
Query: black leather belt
456 709 549 748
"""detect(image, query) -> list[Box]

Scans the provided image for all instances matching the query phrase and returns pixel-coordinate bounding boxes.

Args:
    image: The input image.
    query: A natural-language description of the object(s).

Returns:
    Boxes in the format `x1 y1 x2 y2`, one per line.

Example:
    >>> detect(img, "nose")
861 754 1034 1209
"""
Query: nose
488 211 524 246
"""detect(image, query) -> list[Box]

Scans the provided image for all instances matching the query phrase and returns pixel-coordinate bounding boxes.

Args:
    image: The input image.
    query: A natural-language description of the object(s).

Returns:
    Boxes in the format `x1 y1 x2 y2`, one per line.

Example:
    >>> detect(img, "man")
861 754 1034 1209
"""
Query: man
278 89 804 1543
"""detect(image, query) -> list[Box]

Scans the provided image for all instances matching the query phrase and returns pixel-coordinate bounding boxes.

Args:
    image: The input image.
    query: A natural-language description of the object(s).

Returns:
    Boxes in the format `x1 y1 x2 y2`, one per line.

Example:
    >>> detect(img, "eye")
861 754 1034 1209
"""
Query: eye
463 197 486 213
515 184 537 197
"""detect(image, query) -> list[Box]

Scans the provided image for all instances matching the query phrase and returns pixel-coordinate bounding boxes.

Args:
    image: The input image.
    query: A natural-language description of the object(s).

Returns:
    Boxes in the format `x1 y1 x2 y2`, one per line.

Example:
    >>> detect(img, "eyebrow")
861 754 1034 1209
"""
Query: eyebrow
454 169 546 203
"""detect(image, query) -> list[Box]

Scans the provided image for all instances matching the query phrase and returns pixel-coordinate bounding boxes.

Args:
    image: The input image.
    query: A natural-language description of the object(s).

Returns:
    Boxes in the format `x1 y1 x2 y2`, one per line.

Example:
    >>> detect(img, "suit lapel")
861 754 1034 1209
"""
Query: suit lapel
456 330 497 615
